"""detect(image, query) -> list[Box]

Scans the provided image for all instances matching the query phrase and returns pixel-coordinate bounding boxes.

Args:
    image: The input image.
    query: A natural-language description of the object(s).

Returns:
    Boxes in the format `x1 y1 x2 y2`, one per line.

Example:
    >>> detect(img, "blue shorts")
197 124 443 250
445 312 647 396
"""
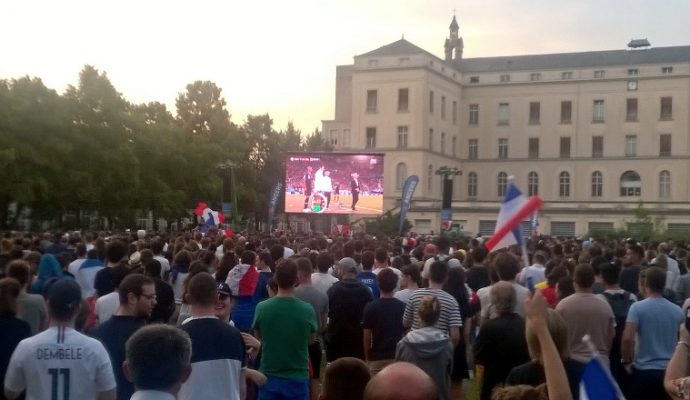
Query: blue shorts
259 375 309 400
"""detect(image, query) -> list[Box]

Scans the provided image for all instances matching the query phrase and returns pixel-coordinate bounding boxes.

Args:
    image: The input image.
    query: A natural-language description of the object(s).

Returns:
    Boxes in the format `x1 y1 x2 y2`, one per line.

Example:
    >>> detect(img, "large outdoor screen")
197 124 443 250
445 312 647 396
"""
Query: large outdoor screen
285 152 385 214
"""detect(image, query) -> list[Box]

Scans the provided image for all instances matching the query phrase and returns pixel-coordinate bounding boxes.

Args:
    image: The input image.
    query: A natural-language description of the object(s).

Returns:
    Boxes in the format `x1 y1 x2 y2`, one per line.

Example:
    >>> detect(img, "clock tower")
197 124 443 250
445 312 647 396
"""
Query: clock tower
444 15 464 61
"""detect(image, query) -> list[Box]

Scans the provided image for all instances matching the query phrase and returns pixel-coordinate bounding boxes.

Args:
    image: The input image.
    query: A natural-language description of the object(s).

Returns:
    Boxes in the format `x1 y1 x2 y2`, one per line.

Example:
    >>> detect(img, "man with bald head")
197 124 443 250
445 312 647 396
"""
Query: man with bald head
473 281 530 400
363 362 438 400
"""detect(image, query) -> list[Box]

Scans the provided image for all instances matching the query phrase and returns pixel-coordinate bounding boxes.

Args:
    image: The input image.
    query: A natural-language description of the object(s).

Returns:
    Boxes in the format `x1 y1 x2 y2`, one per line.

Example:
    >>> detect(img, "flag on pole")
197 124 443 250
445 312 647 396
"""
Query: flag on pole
579 334 625 399
194 202 225 228
485 181 543 251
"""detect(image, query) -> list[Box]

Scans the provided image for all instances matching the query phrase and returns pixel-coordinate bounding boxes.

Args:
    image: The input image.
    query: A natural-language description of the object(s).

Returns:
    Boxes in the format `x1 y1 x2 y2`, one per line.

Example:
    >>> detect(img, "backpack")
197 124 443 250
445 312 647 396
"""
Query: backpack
602 291 635 331
602 291 635 359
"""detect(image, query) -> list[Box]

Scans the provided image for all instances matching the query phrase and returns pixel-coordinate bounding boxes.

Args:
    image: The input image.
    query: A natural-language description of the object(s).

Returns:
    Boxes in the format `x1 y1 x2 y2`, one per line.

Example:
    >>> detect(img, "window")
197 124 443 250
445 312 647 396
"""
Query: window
592 136 604 158
343 129 351 146
659 170 671 199
366 90 377 112
661 97 673 120
500 74 510 82
367 59 379 67
468 172 478 197
593 100 605 122
428 129 433 151
429 91 434 113
397 89 409 112
560 101 572 124
528 172 539 196
591 171 603 197
441 96 446 119
559 137 571 158
626 98 638 121
625 135 637 157
470 76 479 83
441 132 446 154
628 68 639 76
528 138 539 159
427 164 433 191
594 70 605 78
365 127 376 148
660 134 672 156
498 103 510 125
395 163 407 190
452 136 457 157
562 71 573 80
329 129 338 145
620 171 641 196
662 66 674 74
530 73 542 81
468 139 478 159
559 172 571 197
397 126 408 148
497 172 508 197
529 102 540 124
498 138 509 159
452 101 457 124
398 57 409 65
469 104 479 125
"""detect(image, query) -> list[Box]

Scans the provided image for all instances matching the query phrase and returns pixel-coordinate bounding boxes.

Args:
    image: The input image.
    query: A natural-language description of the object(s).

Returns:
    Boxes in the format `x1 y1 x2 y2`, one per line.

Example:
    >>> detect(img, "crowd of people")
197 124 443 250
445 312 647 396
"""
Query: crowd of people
1 229 690 400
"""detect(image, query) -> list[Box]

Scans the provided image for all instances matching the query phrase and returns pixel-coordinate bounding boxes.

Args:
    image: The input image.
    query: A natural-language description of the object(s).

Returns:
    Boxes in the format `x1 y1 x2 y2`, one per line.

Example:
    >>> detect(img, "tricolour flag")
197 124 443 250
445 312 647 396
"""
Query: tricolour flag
485 182 543 251
579 354 624 399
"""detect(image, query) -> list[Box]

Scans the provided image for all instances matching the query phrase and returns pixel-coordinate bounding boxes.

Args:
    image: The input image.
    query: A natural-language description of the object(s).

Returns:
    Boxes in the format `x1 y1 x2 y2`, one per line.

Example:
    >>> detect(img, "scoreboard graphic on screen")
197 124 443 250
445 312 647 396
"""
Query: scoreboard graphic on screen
284 152 384 215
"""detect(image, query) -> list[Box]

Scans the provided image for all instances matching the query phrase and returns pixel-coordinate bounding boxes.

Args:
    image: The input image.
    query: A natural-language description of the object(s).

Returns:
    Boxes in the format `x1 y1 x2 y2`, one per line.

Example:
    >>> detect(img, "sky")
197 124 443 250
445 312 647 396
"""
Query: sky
2 0 689 135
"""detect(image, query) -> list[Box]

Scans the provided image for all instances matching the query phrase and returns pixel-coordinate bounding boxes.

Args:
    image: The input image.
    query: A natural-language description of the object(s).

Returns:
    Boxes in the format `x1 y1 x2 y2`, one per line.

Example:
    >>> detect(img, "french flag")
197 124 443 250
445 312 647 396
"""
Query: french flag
194 202 225 226
485 181 543 251
579 356 623 400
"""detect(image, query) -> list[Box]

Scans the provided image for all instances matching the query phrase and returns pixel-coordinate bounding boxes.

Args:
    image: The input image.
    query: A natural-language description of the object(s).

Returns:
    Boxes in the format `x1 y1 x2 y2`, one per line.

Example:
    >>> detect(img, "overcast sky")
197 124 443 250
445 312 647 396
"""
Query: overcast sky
2 0 689 134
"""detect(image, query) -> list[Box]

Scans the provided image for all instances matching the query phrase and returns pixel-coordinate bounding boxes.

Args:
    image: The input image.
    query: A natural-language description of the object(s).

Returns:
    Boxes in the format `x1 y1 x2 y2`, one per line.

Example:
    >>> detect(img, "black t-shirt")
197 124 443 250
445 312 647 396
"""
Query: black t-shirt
91 315 146 400
506 358 586 400
619 265 641 295
0 315 31 395
326 279 373 361
361 298 406 360
150 278 175 323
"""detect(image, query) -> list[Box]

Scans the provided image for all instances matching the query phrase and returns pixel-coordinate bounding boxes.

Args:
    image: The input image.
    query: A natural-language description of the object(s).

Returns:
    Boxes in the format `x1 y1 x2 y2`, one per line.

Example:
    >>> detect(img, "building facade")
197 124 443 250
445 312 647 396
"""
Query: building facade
322 17 690 237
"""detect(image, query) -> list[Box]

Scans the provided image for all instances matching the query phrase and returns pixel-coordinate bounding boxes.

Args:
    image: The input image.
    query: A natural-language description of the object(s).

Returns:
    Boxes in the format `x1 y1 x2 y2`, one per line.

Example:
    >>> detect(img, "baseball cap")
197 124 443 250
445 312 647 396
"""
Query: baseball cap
217 282 232 297
338 257 358 274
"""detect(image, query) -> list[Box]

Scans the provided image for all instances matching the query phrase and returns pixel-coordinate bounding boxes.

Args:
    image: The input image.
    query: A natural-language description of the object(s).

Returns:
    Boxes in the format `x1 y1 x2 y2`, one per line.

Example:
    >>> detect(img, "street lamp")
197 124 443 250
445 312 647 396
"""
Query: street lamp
217 161 237 225
435 166 462 234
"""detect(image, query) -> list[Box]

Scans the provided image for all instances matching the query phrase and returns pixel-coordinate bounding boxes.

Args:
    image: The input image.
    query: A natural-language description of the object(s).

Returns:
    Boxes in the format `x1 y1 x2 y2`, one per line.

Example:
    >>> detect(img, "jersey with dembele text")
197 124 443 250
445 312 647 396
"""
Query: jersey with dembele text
4 326 116 400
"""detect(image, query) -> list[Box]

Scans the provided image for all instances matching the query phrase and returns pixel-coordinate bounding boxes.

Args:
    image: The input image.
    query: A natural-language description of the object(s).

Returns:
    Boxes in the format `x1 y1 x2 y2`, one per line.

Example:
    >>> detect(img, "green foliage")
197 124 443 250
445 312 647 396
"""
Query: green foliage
0 66 320 229
364 211 411 238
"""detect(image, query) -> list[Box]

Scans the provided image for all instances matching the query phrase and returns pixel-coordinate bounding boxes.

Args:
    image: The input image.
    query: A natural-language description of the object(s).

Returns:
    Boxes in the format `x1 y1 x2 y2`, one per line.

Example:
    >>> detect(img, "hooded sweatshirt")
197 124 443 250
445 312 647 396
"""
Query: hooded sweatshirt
396 327 453 400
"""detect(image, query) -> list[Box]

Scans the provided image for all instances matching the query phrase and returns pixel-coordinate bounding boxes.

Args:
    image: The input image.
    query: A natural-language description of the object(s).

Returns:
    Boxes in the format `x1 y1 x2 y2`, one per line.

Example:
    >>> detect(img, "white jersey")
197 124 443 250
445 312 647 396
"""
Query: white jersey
4 326 116 400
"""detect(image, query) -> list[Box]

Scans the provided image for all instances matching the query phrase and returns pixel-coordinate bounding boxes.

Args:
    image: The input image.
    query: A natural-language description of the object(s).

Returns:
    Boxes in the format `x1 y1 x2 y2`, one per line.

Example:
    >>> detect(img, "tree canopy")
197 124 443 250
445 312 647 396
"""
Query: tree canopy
0 66 331 229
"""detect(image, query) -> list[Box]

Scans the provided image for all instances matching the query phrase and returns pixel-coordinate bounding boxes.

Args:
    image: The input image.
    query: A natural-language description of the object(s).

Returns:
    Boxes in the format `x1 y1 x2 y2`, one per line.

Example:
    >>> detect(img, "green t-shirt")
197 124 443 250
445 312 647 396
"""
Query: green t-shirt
253 296 317 380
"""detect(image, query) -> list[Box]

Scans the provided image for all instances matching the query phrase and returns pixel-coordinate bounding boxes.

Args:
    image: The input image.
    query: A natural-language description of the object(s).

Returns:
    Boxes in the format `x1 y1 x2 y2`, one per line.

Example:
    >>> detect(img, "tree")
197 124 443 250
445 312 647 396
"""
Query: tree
364 211 411 238
175 81 233 136
302 128 333 151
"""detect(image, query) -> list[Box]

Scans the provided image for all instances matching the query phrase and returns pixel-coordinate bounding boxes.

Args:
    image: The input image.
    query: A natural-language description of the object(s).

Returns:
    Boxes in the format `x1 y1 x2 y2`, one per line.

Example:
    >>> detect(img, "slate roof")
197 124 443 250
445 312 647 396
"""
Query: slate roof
355 38 690 73
357 39 437 58
455 46 690 72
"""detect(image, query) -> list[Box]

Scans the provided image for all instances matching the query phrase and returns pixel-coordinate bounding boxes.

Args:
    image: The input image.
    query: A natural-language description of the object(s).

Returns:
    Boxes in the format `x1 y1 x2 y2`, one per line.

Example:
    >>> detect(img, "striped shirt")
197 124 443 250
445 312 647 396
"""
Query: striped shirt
403 288 462 332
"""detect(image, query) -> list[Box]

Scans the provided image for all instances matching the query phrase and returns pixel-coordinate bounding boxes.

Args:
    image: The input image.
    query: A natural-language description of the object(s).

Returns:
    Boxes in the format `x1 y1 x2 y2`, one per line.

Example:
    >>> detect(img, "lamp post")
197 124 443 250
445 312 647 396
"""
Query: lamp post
435 166 462 235
217 161 237 226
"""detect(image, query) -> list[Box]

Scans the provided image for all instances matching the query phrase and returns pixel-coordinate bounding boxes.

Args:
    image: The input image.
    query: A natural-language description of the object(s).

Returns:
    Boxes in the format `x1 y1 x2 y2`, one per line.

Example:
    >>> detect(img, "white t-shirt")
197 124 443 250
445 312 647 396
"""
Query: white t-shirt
4 326 116 400
479 282 529 320
67 258 86 277
76 265 104 299
95 292 119 324
394 288 415 304
311 272 339 296
154 255 171 279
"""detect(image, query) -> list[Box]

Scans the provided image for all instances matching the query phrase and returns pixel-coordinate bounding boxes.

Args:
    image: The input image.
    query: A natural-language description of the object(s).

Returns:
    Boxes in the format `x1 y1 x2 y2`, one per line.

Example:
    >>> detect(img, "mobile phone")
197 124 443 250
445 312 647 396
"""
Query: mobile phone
526 277 536 294
685 308 690 332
